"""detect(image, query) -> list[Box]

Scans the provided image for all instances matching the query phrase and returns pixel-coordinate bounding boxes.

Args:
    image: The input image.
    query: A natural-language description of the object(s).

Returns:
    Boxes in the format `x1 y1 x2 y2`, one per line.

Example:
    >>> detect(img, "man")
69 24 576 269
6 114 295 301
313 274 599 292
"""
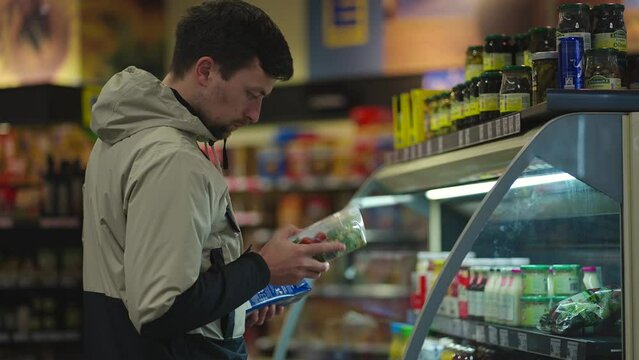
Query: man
82 1 345 359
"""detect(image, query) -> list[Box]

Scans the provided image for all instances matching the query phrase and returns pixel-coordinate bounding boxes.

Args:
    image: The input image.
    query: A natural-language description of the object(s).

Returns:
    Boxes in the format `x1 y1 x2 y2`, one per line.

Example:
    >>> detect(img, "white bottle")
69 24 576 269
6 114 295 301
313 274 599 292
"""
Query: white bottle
506 268 524 326
496 267 511 324
484 267 500 323
582 266 602 290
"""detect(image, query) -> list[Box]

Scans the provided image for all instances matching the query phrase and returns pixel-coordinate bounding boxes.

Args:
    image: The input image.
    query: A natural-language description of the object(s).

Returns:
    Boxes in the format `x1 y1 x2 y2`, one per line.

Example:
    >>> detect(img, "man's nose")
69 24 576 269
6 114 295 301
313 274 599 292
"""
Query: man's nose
245 98 262 124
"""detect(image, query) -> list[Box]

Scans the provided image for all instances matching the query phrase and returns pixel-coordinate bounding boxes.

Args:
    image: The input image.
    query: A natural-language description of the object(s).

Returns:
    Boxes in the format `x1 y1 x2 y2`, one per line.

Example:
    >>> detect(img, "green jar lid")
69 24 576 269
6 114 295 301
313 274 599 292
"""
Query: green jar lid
485 34 511 41
502 65 532 72
468 45 484 51
480 70 502 79
586 48 620 55
453 84 465 91
464 80 472 86
400 324 413 337
558 3 590 11
514 32 530 40
471 76 481 82
529 26 555 35
552 296 570 301
521 295 551 302
521 265 551 271
552 264 581 271
593 3 624 12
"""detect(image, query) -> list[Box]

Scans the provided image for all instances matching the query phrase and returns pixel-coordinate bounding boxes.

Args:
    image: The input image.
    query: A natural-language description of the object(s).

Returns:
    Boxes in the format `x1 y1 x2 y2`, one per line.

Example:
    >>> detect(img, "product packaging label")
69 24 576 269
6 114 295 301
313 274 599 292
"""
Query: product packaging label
480 93 499 112
248 280 312 313
523 273 548 296
586 75 622 89
553 275 580 296
557 31 592 50
594 30 627 52
466 64 483 80
470 98 480 116
483 53 512 71
521 302 547 327
462 100 470 118
500 93 531 113
524 51 532 67
451 103 463 121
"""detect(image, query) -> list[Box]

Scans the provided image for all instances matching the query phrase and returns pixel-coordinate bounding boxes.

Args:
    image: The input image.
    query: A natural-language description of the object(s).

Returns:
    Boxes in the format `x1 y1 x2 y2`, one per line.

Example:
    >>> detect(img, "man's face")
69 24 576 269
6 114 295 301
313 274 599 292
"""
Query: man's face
195 58 275 139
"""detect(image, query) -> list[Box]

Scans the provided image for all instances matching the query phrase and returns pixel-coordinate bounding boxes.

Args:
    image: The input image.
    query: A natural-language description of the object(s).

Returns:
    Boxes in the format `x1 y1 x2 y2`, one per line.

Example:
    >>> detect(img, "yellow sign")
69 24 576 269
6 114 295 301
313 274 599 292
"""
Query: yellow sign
322 0 368 48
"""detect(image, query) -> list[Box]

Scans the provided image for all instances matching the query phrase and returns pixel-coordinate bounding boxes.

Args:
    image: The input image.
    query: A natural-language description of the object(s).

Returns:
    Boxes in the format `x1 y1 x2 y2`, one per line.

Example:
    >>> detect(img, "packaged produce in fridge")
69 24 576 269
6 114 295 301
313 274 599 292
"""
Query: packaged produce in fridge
290 206 367 262
537 288 622 336
247 279 312 313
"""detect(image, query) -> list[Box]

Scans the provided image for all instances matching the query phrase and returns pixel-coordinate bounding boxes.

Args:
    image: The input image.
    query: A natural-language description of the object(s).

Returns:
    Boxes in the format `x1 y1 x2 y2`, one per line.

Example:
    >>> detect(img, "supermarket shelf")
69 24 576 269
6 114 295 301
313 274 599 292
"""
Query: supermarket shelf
226 176 360 193
431 315 621 360
257 337 388 357
0 330 81 345
0 285 81 292
365 229 425 244
312 284 409 299
0 217 81 230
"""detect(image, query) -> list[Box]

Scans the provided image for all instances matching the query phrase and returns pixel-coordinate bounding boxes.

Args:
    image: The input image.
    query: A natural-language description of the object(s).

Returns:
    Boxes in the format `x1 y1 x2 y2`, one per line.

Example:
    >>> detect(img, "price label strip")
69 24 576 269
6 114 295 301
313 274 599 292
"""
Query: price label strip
517 332 527 352
550 338 562 358
488 326 499 345
499 329 509 347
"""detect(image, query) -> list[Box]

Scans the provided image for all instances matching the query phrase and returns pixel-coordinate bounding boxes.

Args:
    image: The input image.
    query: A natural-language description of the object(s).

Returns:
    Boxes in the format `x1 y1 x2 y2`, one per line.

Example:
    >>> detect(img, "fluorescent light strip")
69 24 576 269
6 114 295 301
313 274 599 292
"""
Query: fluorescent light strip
425 172 575 200
353 195 414 209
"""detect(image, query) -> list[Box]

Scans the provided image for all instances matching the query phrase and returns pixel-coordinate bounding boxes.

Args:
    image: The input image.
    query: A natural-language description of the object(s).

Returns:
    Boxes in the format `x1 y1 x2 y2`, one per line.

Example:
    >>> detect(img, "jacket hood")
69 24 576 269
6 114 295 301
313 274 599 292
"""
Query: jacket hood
91 66 216 145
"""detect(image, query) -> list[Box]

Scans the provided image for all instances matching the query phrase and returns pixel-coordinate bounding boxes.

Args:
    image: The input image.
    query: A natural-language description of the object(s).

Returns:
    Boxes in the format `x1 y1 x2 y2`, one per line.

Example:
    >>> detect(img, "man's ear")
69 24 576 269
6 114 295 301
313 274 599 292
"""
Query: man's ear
193 56 221 85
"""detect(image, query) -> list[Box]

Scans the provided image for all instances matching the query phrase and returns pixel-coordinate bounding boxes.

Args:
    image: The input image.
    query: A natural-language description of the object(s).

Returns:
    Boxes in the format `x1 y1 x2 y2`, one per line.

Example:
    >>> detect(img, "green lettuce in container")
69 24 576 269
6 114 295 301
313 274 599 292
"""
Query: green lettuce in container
537 288 622 336
290 206 367 262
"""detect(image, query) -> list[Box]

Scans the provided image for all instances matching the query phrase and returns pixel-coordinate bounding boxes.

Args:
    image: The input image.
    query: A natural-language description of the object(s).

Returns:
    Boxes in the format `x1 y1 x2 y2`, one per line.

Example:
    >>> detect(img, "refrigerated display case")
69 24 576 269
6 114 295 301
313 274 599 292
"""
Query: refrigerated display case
273 90 639 360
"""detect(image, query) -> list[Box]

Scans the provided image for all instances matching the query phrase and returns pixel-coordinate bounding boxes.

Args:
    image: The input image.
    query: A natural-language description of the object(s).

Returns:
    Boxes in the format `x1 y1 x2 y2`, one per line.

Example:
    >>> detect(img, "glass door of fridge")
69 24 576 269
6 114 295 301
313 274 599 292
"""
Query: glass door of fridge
406 113 625 360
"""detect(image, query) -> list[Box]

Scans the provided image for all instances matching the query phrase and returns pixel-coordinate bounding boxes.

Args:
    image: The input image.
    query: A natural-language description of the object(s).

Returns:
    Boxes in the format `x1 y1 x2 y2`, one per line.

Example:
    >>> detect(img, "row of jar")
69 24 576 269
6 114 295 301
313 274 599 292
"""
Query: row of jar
465 3 627 81
437 264 603 328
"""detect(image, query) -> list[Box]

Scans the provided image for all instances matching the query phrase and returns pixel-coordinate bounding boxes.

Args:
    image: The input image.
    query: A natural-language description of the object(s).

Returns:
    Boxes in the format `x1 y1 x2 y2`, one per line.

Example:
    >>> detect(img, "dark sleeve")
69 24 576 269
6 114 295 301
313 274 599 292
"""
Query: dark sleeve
140 252 269 339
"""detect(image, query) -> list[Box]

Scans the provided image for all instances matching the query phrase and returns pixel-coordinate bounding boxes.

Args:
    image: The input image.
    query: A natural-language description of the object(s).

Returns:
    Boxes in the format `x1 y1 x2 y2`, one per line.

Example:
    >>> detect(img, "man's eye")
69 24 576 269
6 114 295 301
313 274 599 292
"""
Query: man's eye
247 92 258 100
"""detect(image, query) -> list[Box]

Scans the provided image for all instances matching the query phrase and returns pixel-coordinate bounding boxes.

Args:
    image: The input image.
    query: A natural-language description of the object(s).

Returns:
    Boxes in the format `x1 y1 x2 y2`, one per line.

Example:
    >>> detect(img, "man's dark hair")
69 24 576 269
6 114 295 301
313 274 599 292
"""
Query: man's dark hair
170 0 293 81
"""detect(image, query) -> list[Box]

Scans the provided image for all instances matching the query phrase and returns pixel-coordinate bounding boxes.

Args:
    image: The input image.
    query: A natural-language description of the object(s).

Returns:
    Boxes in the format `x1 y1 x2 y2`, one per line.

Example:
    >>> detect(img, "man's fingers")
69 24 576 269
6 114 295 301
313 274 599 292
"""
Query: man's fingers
275 305 285 316
301 241 345 256
246 311 258 328
302 259 330 274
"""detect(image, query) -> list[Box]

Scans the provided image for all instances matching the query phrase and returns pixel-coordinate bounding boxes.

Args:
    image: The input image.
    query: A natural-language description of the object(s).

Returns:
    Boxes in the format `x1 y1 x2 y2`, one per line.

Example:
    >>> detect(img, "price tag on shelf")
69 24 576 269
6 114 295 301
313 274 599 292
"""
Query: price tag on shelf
517 332 527 351
550 338 562 358
488 326 499 345
451 319 462 336
499 329 509 347
417 144 424 158
427 140 433 156
487 123 494 138
508 116 515 133
465 129 471 145
496 119 502 136
515 114 521 131
475 325 486 343
437 136 444 153
458 130 464 147
503 118 509 134
462 320 472 338
567 341 579 360
479 124 485 141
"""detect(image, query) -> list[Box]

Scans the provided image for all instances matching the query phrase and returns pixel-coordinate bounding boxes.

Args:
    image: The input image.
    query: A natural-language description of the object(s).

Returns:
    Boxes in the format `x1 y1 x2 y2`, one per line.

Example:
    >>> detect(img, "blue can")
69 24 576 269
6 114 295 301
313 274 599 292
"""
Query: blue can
558 37 585 89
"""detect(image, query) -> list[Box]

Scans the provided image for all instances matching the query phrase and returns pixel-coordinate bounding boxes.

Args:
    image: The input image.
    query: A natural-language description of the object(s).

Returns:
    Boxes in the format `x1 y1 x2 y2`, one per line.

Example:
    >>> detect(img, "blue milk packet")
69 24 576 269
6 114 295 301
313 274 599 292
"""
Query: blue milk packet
247 279 312 313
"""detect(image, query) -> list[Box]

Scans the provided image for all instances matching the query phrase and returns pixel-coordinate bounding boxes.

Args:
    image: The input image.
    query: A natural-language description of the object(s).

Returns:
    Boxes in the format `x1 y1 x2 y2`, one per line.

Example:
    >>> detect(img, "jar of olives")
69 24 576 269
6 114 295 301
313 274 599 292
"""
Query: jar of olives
468 77 481 127
529 26 556 53
466 45 484 81
500 65 532 116
592 3 626 52
557 3 592 50
450 84 465 130
439 92 452 135
479 71 502 123
484 34 512 71
585 48 622 89
532 51 558 105
514 32 531 67
461 81 471 130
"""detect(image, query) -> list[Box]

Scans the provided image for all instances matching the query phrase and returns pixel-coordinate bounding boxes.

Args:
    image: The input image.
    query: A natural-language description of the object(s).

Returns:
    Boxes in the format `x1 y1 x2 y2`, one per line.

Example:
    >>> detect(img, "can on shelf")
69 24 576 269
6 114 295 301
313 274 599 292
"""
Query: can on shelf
558 36 585 89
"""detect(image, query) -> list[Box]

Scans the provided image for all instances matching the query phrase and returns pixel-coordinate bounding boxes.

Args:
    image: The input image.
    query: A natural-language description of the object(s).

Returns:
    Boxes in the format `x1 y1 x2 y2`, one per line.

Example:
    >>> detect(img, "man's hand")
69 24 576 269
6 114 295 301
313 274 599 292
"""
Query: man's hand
258 225 346 285
246 305 284 327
